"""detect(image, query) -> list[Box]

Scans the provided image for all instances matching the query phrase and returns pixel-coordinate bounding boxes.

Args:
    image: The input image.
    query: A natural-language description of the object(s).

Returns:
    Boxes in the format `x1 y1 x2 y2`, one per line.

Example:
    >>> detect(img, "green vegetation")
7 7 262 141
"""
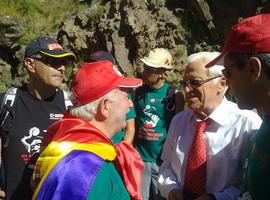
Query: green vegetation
0 0 89 44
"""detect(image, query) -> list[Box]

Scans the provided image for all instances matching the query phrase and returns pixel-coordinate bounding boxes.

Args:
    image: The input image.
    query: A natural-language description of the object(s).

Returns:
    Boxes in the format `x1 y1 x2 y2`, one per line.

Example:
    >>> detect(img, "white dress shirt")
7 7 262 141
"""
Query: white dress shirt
158 98 262 200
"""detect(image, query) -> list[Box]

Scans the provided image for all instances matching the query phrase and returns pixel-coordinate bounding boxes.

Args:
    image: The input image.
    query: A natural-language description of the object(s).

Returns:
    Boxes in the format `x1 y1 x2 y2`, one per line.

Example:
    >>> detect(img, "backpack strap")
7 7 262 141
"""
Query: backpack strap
62 90 73 110
0 87 17 191
167 85 176 98
165 85 176 112
134 84 150 106
0 87 17 128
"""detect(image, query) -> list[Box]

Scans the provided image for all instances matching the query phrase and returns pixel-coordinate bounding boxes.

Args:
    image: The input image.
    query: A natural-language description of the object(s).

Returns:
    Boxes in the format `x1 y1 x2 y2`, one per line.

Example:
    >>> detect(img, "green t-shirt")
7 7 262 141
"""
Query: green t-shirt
134 83 173 163
111 93 136 144
87 161 130 200
243 115 270 200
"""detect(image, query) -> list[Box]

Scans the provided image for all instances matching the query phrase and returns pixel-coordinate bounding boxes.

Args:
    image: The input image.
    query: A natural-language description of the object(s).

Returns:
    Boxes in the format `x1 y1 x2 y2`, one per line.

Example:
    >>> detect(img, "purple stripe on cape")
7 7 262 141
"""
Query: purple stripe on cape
36 150 104 200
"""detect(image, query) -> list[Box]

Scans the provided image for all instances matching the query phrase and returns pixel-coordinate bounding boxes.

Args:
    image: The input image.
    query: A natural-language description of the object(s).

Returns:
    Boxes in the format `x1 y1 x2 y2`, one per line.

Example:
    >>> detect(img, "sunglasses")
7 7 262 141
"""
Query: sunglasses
143 65 165 73
180 75 222 89
32 57 69 68
222 68 231 78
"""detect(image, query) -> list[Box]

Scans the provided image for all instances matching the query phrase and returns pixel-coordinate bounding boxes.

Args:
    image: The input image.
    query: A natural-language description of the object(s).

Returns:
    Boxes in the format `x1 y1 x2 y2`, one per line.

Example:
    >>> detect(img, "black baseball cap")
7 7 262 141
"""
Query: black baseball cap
85 50 115 64
25 36 76 60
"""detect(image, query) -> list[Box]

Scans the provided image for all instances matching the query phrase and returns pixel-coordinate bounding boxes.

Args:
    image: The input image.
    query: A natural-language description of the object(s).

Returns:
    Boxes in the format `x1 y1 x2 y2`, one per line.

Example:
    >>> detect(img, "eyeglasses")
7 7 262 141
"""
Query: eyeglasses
180 75 222 89
222 68 231 78
31 57 69 68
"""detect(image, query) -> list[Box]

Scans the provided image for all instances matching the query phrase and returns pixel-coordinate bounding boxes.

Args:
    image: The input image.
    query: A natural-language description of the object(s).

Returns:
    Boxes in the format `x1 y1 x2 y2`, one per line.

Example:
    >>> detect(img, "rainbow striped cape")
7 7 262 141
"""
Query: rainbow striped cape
32 116 116 200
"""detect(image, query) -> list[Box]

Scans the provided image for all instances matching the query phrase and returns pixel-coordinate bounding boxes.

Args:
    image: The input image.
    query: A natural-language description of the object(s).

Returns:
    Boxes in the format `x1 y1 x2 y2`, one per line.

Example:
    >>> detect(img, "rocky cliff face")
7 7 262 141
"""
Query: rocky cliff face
0 0 267 92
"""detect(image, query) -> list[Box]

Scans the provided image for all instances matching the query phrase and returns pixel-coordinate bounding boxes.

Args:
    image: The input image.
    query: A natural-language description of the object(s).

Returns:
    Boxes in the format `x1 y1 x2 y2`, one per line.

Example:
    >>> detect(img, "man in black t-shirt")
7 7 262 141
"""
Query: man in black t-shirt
0 36 75 200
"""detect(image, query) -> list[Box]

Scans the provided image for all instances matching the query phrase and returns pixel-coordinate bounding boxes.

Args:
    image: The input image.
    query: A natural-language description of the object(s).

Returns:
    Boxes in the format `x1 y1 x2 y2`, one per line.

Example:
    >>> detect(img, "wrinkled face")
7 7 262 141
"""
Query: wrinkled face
25 56 69 88
223 55 255 110
183 58 225 117
142 65 165 87
108 88 132 132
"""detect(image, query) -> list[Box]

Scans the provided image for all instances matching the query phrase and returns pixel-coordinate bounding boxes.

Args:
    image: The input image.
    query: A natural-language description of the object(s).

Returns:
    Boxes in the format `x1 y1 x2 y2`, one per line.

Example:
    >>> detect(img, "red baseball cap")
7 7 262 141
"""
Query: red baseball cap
206 14 270 68
71 61 142 105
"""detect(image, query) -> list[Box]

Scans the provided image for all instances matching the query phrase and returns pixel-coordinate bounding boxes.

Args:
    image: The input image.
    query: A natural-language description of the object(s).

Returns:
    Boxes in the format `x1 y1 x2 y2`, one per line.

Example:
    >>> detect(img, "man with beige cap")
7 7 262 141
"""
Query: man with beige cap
134 48 184 200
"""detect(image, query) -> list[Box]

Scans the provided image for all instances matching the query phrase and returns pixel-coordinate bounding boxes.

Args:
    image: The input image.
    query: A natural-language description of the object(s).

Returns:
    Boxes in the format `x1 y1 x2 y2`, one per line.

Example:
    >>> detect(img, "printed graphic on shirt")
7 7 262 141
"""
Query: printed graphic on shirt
137 105 163 141
19 112 64 164
150 98 163 104
20 126 45 165
143 105 159 128
21 127 43 155
50 113 64 120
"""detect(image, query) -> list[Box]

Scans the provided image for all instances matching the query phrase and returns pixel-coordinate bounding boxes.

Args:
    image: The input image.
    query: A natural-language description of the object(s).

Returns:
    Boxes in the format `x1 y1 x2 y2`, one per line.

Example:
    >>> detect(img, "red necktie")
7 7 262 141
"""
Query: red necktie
184 120 207 198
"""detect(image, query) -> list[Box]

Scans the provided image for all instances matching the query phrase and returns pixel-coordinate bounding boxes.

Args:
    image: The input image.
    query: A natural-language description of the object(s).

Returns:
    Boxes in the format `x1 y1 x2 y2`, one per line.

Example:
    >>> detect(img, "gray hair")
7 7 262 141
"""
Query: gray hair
187 51 225 78
69 89 117 121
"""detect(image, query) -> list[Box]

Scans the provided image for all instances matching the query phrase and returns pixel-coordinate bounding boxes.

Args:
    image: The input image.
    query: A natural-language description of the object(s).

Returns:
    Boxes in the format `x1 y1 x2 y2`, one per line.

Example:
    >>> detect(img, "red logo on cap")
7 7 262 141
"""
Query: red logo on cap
48 43 63 50
92 52 101 57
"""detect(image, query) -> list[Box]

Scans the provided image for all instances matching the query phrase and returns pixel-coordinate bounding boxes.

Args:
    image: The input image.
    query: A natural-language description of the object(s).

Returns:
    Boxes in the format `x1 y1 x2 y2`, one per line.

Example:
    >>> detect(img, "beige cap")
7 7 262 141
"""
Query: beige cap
140 48 173 69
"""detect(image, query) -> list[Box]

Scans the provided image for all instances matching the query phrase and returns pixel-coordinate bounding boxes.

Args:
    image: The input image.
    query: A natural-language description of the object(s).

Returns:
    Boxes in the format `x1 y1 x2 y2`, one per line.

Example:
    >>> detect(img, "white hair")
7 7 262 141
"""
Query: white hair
187 51 225 82
69 89 117 121
186 51 228 94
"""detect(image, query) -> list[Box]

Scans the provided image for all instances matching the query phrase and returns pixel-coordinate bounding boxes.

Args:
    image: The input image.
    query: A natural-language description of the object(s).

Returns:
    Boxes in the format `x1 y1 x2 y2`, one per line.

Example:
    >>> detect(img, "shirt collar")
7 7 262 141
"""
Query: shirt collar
207 97 229 126
190 97 229 126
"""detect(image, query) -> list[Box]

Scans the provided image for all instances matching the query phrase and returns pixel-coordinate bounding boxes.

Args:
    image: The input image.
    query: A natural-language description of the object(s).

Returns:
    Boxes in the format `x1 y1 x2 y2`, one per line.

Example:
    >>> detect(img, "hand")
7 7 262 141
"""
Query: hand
168 189 184 200
0 190 6 198
195 194 215 200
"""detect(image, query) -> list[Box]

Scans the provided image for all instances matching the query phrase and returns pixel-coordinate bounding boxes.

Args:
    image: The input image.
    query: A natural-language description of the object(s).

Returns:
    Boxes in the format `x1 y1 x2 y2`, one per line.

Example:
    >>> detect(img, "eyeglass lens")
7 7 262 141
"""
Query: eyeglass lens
222 68 230 78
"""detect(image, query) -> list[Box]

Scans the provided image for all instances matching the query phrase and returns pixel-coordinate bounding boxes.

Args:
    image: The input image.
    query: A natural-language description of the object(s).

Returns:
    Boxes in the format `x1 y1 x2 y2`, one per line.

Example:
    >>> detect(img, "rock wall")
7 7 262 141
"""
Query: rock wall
0 0 268 92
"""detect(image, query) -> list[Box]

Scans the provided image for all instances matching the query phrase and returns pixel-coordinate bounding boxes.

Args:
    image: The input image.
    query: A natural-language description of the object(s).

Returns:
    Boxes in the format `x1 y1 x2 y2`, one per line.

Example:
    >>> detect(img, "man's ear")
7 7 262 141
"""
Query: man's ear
24 58 36 73
99 97 110 118
247 57 261 81
217 76 227 94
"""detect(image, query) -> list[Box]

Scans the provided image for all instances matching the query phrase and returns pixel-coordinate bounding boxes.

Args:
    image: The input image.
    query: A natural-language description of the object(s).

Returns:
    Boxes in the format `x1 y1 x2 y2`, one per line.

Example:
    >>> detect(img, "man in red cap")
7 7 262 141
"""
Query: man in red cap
206 13 270 200
32 61 144 200
0 36 75 200
85 50 136 145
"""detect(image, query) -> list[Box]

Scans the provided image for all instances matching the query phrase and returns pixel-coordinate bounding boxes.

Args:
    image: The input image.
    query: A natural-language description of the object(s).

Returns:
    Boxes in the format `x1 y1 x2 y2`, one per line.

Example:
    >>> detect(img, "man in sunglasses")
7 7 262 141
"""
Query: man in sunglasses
158 51 262 200
206 14 270 200
0 36 75 199
134 48 185 200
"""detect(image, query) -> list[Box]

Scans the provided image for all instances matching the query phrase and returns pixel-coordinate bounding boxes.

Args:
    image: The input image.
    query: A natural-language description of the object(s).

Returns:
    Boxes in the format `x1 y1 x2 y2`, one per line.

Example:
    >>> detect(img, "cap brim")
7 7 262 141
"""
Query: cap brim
40 50 76 60
140 58 173 70
117 77 143 88
205 52 226 68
